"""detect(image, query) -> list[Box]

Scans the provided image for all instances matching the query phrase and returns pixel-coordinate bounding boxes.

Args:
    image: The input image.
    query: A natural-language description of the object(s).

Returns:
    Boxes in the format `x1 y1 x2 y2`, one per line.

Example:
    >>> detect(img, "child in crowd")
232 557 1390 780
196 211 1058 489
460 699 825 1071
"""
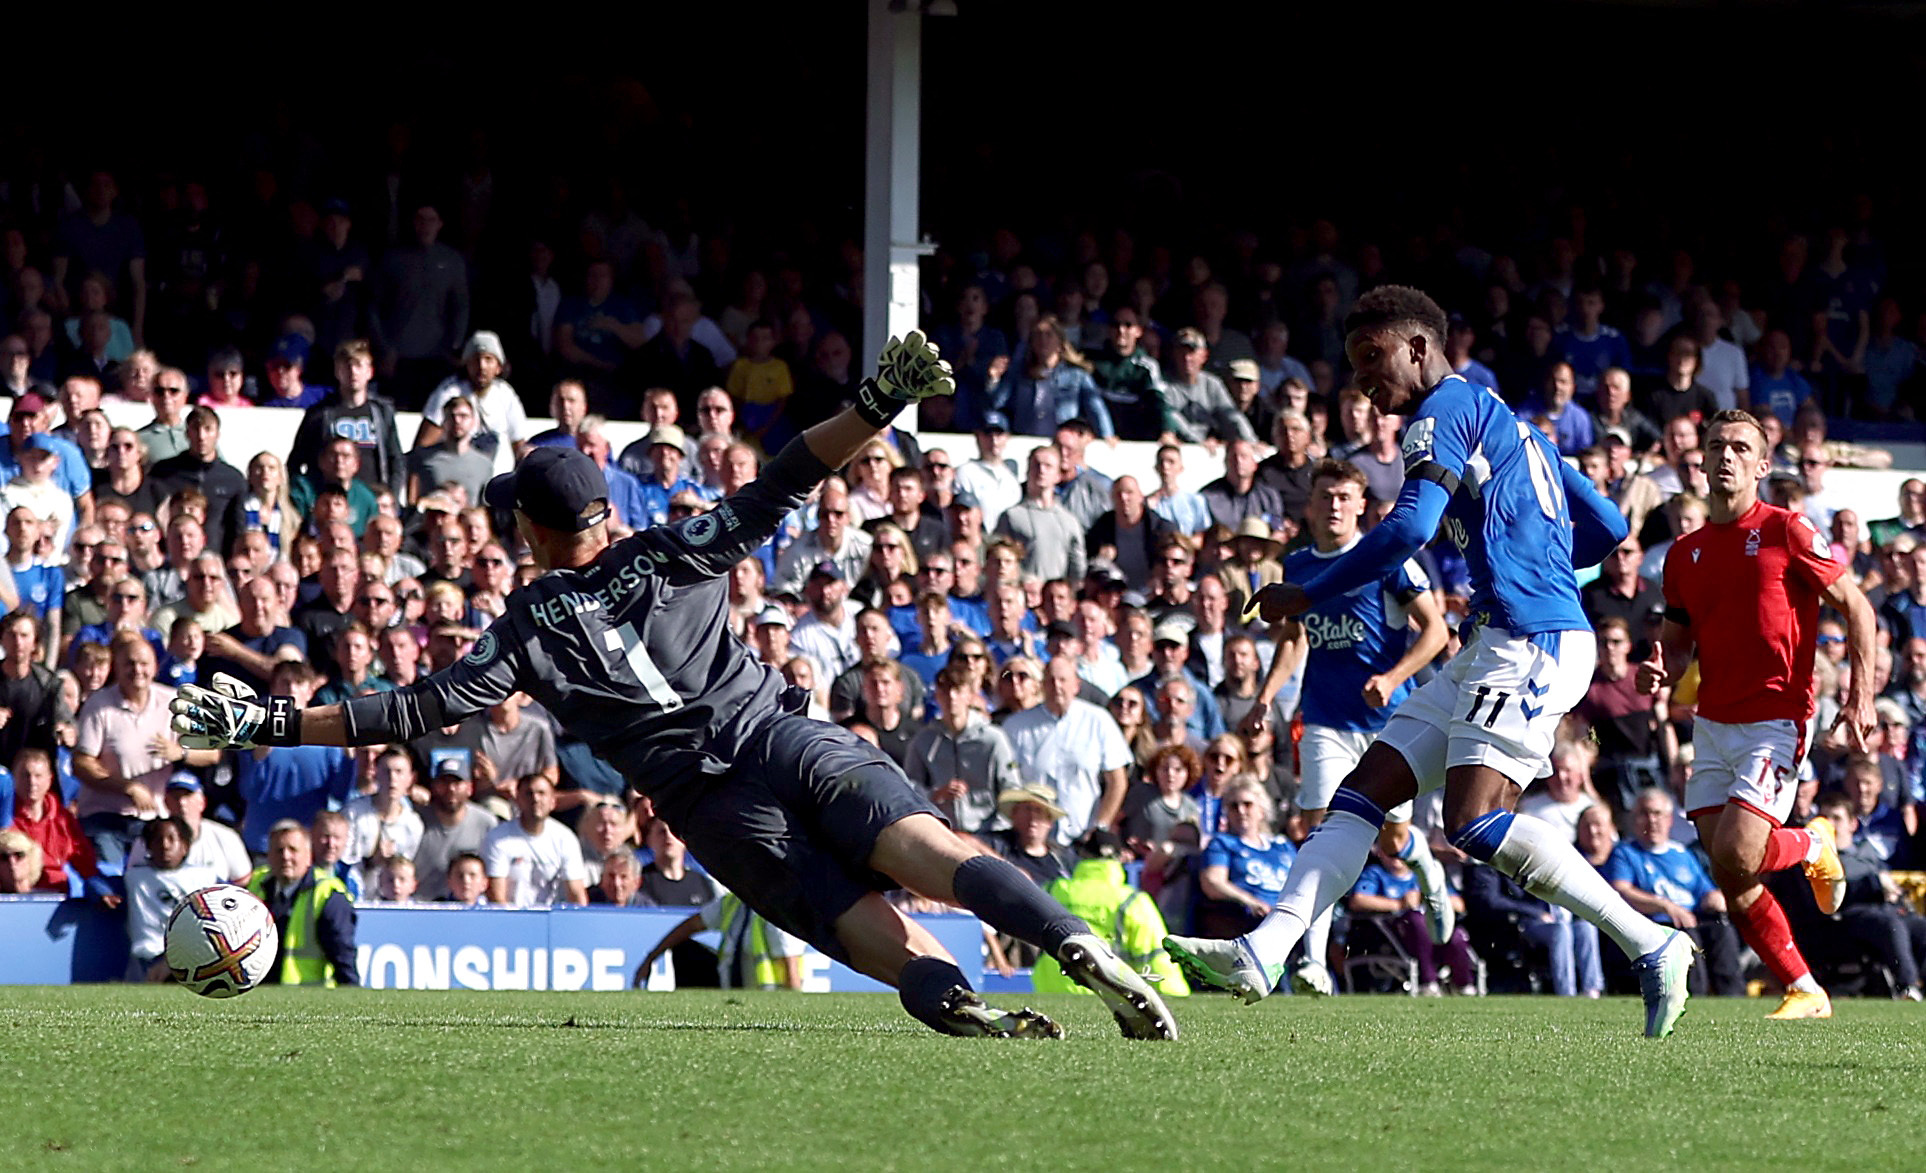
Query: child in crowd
725 320 794 446
163 616 202 688
123 816 222 982
438 853 490 906
376 856 419 903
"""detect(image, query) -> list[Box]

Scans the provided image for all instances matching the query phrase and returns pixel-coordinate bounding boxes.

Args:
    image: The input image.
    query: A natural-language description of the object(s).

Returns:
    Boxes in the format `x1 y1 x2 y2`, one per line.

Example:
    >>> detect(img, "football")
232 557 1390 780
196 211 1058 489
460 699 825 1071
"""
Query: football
164 884 279 999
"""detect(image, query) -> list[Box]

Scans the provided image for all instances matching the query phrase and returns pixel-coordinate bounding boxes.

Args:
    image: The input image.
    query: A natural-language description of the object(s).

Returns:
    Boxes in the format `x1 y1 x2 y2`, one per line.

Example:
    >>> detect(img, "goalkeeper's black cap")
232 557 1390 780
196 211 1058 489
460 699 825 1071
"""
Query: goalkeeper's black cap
484 446 611 533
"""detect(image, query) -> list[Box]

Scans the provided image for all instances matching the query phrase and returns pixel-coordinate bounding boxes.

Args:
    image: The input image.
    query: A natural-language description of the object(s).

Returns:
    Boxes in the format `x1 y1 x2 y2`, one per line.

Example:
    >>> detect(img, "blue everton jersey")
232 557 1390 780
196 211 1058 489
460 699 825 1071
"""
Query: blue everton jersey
1288 539 1428 733
1401 374 1589 635
1600 840 1715 923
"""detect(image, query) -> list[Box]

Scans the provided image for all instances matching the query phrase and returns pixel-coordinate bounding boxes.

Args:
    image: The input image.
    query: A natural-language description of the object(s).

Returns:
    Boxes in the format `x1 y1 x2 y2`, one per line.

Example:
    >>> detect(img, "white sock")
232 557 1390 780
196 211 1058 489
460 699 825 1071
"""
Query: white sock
1490 813 1672 961
1397 824 1446 899
1302 905 1334 973
1244 811 1377 976
1790 973 1822 994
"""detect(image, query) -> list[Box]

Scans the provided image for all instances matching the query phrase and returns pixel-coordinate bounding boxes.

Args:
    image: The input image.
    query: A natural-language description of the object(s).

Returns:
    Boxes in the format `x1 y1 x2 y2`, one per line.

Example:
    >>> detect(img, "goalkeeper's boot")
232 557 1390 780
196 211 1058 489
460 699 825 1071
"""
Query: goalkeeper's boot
936 987 1064 1039
1055 933 1178 1040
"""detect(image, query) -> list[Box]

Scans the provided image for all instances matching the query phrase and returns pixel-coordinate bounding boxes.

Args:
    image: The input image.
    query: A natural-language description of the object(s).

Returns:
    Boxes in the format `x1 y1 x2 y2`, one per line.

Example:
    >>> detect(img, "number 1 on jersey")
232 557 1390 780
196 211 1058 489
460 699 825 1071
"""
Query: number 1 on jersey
605 622 684 711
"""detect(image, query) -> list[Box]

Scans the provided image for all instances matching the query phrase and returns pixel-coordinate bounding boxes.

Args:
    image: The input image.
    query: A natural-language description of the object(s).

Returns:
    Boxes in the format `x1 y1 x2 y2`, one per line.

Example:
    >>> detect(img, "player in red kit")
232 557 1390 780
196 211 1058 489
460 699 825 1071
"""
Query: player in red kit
1637 409 1876 1020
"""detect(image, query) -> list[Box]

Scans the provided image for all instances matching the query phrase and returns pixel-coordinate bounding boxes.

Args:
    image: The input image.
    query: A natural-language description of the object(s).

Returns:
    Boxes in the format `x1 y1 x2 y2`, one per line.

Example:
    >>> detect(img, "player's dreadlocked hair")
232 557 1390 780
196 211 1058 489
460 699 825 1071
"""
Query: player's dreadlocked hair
1343 285 1449 343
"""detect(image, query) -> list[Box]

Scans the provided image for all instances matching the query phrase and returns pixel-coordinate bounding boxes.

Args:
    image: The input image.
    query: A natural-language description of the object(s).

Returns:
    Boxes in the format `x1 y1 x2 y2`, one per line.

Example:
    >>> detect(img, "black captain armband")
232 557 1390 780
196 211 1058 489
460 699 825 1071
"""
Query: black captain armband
852 377 907 429
259 695 304 747
1662 605 1690 626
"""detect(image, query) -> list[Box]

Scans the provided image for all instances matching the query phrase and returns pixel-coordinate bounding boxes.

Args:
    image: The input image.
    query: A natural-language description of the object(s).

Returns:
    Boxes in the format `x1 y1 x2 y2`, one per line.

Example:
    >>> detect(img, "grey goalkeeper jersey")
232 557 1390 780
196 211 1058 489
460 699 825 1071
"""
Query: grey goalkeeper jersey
342 437 833 798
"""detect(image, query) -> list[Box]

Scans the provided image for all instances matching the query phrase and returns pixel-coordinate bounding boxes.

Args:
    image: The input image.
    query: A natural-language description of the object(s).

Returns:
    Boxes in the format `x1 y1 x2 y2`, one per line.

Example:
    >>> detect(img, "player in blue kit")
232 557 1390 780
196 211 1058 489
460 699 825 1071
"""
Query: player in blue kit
1241 458 1450 996
1169 285 1698 1037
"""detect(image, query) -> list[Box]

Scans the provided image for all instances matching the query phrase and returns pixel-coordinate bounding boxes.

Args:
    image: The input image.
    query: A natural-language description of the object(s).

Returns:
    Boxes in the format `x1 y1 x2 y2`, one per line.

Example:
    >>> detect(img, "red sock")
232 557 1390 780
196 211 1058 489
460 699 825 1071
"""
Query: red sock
1733 889 1811 987
1758 828 1812 873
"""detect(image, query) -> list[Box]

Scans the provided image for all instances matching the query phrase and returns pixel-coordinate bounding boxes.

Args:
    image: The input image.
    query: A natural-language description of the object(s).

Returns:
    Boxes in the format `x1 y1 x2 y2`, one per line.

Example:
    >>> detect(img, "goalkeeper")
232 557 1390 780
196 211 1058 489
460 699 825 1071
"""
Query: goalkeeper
173 335 1175 1042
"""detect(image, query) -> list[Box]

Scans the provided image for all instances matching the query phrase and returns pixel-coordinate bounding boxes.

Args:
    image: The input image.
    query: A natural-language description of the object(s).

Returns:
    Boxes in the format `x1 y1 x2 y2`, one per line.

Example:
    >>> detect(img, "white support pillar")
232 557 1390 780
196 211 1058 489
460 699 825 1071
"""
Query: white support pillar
864 0 932 432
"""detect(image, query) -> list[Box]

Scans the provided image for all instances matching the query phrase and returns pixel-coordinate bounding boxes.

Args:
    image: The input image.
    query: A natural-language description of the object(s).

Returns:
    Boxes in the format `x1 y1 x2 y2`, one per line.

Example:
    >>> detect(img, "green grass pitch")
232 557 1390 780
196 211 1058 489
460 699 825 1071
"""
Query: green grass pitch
4 987 1921 1171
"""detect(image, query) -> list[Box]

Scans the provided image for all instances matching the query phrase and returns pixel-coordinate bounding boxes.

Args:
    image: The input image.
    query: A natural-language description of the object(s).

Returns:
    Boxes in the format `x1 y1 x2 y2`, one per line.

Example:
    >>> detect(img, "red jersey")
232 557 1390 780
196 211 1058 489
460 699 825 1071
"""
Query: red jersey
1662 501 1844 725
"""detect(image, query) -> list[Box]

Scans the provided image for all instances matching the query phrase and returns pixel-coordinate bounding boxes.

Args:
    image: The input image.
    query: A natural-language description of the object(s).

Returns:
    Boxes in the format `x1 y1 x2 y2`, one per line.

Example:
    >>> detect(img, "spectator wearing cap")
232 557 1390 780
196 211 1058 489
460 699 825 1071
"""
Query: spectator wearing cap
146 406 247 555
1199 439 1286 534
1223 358 1275 441
1002 656 1133 845
994 444 1086 586
985 781 1076 887
3 391 94 527
953 413 1022 532
125 772 251 884
370 201 469 409
631 423 709 530
1215 517 1285 621
1085 306 1166 441
749 603 795 668
1089 476 1172 591
287 340 406 499
1051 419 1113 531
790 560 861 682
1161 327 1256 445
774 476 872 596
906 664 1021 835
413 748 501 901
1130 618 1226 742
616 388 701 481
987 314 1114 440
418 331 528 476
257 335 328 409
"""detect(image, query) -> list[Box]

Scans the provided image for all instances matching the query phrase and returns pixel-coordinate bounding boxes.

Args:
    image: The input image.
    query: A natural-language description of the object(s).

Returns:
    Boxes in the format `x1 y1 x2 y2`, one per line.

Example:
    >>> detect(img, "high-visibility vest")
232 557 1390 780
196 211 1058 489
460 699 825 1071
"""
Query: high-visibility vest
249 867 350 987
716 894 788 990
1034 858 1190 996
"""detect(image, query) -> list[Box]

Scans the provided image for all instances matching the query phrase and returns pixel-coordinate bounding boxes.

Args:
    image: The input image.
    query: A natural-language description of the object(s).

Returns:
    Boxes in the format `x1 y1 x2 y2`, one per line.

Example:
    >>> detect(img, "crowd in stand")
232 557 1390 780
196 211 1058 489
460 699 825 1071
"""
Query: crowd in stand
2 161 1926 999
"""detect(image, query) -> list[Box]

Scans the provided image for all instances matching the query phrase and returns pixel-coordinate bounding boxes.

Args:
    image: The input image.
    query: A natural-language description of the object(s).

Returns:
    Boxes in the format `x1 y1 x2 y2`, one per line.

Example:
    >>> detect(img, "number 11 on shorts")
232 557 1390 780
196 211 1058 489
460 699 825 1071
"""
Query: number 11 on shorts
1464 685 1508 729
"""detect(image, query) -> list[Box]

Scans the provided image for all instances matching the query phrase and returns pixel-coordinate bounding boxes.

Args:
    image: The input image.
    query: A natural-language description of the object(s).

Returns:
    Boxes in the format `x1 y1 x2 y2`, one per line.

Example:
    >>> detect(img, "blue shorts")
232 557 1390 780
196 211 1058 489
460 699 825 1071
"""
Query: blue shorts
655 714 943 961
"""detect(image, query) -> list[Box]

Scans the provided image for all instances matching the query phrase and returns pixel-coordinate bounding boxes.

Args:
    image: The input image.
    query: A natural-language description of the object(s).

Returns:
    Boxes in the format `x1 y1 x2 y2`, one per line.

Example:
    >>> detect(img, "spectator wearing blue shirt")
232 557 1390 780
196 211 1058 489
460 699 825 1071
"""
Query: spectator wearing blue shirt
1 394 91 508
554 260 643 410
1601 788 1744 995
1349 847 1479 996
631 424 704 530
1554 287 1633 397
1863 298 1921 418
989 316 1115 439
1193 782 1296 942
1131 622 1226 743
1839 754 1914 866
233 663 355 853
525 380 591 450
928 284 1009 431
1515 361 1595 457
1744 330 1815 430
5 506 61 626
1446 317 1501 397
573 416 650 533
256 335 330 409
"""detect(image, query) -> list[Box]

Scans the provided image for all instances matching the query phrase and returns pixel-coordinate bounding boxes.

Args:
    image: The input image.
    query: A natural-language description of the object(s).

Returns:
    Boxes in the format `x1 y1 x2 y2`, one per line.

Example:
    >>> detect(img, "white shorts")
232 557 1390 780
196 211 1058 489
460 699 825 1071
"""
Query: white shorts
1379 626 1596 792
1683 716 1806 825
1298 724 1415 823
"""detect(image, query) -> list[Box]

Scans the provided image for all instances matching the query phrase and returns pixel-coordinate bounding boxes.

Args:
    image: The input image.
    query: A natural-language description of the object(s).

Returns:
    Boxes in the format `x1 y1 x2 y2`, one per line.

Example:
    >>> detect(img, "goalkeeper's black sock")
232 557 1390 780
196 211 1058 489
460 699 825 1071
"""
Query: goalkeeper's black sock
898 956 971 1033
950 855 1087 957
